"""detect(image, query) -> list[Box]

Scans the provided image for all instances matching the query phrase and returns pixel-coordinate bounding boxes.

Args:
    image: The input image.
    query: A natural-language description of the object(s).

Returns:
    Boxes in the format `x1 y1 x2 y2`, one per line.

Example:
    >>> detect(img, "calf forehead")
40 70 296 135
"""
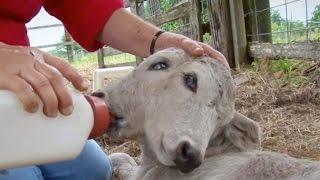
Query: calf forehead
139 48 225 72
144 49 190 65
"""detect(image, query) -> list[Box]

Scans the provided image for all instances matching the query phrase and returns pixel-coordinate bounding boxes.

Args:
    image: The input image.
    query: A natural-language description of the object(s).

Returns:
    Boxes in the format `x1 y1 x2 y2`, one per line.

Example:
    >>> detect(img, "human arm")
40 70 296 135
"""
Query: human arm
42 0 228 66
98 8 228 66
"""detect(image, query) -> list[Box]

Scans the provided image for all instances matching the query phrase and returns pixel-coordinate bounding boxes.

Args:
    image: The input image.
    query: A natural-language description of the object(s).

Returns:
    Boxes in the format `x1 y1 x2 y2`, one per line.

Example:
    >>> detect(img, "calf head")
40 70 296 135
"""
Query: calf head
93 48 260 173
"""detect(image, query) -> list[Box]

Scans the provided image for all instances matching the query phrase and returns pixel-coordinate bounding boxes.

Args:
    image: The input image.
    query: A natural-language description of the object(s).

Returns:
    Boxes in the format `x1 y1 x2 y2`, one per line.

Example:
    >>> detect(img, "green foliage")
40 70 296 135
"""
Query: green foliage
311 4 320 23
145 0 177 17
202 33 212 44
158 0 176 12
271 10 285 25
49 33 86 60
160 20 182 32
270 10 307 43
250 58 310 87
290 76 309 87
145 0 183 32
270 6 320 43
250 59 260 72
70 53 98 70
271 59 295 79
201 0 210 24
104 53 136 65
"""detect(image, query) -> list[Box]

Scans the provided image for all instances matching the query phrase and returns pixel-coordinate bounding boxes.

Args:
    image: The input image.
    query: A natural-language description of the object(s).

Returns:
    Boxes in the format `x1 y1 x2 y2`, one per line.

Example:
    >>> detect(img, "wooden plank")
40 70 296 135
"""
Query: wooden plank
145 1 192 26
97 49 106 68
249 42 320 61
208 0 235 68
256 0 272 43
243 0 258 42
190 0 203 41
64 29 74 63
229 0 248 68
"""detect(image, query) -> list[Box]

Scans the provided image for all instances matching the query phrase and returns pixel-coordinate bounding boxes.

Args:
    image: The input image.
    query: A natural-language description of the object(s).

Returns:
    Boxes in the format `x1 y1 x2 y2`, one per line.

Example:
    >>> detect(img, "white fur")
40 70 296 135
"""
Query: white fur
95 49 320 180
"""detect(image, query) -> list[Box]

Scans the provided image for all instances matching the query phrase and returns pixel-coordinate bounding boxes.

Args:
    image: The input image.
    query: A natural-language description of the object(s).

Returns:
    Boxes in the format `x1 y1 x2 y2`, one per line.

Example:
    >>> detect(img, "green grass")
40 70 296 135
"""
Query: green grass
271 58 295 79
250 58 312 87
271 29 320 44
70 53 98 70
104 53 136 65
68 52 136 70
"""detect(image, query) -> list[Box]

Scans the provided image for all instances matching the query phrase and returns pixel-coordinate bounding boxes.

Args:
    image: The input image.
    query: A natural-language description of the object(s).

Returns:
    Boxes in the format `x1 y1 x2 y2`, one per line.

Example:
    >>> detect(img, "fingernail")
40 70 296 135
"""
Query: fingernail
47 111 58 118
81 80 90 89
62 105 74 115
194 48 203 54
25 105 39 114
195 48 202 51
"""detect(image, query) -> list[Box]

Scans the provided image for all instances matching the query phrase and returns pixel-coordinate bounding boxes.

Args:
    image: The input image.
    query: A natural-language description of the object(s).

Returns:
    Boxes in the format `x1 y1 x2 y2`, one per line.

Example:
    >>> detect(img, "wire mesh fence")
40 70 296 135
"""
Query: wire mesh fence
28 23 136 68
28 0 319 68
244 0 320 62
244 0 320 44
142 0 194 38
144 0 185 18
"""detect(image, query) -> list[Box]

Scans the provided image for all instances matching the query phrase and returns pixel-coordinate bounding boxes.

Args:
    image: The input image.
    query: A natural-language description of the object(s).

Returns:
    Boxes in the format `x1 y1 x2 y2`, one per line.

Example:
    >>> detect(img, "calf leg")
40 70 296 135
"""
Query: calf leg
110 153 137 180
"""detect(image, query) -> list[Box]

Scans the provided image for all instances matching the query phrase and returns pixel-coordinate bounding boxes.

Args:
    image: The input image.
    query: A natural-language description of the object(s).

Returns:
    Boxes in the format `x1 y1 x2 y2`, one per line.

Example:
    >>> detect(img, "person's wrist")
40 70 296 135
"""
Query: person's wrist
149 30 165 55
154 32 186 52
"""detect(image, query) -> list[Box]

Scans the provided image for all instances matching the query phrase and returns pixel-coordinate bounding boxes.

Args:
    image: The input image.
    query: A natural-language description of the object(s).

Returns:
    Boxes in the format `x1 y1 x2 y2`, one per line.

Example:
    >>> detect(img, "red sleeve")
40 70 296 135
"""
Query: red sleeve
42 0 124 52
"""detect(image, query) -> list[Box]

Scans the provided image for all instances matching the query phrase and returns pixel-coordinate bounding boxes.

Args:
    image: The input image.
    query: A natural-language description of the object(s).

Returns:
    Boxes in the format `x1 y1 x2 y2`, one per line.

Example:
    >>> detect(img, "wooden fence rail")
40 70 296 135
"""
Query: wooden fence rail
249 42 320 61
145 1 192 26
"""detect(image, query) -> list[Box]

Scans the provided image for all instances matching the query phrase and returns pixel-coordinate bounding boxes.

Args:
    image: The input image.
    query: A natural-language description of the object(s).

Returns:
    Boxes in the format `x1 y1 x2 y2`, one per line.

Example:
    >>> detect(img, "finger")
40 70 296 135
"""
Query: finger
20 69 59 117
180 38 204 56
0 75 39 113
43 53 89 91
200 43 230 68
35 61 74 115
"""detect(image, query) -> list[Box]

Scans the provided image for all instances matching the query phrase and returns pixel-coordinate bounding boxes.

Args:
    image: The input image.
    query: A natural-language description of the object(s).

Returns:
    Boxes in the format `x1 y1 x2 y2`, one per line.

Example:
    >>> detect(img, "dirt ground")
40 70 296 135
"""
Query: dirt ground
234 61 320 161
78 59 320 162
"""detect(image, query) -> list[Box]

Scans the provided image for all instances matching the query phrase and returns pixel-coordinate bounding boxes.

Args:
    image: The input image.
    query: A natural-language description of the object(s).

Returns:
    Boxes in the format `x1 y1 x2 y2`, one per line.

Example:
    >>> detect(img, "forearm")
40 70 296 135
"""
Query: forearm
98 8 185 58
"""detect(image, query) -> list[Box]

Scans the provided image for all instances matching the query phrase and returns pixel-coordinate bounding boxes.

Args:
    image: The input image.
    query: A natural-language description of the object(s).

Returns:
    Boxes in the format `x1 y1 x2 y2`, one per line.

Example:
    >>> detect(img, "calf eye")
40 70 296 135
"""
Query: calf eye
184 73 197 93
149 61 168 71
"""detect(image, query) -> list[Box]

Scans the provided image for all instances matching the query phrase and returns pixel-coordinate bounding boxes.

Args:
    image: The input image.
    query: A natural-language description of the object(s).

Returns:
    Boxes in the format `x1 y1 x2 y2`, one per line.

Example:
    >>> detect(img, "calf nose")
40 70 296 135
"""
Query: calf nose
174 141 202 173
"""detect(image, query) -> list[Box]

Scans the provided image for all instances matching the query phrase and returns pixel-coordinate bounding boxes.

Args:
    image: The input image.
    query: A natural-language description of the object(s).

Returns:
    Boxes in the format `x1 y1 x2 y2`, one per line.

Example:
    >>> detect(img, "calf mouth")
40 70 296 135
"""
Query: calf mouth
106 116 127 139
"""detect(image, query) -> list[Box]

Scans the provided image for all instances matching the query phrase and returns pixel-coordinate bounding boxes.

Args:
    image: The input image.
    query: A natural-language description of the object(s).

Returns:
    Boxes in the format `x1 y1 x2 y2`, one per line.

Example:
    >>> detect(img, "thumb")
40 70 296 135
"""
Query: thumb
181 38 204 57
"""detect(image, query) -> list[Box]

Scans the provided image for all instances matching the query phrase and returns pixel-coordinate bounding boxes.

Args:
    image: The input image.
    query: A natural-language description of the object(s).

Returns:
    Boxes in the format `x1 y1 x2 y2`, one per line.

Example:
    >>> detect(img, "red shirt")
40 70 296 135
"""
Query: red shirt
0 0 124 51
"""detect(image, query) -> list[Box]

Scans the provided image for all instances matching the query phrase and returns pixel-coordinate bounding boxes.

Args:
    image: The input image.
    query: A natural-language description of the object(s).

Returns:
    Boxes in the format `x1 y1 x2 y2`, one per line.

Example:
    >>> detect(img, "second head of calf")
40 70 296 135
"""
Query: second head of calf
94 48 259 173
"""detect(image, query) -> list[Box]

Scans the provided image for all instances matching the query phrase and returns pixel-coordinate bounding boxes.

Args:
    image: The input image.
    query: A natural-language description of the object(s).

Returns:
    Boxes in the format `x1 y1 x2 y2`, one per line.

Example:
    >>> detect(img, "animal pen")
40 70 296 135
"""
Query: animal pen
27 0 320 164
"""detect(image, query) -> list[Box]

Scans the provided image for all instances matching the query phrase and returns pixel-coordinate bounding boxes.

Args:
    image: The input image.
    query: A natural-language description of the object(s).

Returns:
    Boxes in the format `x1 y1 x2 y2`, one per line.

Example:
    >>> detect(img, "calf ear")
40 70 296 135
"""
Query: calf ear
206 112 261 157
224 112 261 150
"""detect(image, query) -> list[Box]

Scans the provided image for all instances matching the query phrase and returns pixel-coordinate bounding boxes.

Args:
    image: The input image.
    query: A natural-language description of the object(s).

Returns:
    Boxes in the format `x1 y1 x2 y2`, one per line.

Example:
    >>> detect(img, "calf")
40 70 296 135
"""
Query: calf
94 48 320 180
